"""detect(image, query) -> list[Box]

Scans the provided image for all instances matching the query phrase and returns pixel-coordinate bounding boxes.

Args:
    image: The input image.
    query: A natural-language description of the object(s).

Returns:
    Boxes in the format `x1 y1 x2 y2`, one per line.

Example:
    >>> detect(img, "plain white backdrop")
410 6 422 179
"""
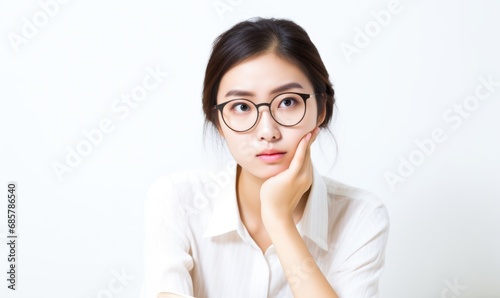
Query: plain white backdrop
1 0 499 297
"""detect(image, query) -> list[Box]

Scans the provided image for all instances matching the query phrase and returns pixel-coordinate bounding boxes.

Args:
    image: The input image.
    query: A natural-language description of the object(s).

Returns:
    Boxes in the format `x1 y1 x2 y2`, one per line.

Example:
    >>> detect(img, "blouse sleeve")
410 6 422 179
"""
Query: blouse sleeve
329 202 390 298
140 176 194 298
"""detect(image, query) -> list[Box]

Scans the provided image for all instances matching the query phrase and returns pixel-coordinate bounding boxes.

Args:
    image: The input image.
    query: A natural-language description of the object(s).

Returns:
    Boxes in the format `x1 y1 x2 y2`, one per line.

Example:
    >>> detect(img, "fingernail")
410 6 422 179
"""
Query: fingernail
306 132 312 141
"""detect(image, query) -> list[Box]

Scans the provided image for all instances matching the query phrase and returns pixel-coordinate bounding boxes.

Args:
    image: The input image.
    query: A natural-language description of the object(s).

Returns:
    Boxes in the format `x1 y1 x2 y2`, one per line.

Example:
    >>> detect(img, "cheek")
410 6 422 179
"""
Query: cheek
225 134 259 159
303 107 321 129
282 131 305 153
306 100 320 124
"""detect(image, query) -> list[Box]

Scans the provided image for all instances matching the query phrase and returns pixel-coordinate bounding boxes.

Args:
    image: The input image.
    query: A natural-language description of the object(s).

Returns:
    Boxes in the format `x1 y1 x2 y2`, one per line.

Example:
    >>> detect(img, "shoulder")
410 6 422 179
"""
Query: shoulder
320 176 390 226
321 176 385 207
145 164 235 213
147 167 211 202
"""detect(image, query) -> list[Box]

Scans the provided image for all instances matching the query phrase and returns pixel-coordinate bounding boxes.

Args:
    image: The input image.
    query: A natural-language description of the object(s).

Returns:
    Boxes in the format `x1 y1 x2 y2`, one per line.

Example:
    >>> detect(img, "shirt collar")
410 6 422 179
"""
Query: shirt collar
203 161 329 251
202 161 241 238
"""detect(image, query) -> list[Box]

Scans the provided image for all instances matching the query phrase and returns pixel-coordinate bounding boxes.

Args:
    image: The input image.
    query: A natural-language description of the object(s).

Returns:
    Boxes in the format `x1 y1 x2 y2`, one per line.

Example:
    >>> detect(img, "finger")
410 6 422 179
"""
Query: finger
289 127 321 173
304 127 320 159
288 131 311 173
303 127 319 169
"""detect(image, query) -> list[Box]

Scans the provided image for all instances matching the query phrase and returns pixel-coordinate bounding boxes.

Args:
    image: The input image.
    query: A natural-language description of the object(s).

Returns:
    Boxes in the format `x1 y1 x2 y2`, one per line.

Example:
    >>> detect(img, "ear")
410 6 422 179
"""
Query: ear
317 102 327 126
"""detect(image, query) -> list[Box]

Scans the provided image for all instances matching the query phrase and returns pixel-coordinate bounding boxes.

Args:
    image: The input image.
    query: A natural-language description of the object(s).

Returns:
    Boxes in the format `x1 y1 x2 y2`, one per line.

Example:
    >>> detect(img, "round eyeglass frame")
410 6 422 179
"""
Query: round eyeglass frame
213 92 321 132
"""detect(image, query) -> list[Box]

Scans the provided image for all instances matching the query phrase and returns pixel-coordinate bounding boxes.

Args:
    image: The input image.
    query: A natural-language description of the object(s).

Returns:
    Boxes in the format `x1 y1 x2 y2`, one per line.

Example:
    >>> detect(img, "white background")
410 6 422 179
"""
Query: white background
1 0 499 297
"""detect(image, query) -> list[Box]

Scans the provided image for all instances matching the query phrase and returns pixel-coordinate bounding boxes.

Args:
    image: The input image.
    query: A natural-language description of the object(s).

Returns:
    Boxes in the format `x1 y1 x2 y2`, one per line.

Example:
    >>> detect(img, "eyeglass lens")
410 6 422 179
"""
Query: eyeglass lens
221 93 307 131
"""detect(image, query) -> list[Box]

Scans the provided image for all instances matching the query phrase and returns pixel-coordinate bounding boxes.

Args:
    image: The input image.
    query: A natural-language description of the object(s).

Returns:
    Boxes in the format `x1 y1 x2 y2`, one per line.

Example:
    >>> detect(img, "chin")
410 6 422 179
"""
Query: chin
247 164 288 181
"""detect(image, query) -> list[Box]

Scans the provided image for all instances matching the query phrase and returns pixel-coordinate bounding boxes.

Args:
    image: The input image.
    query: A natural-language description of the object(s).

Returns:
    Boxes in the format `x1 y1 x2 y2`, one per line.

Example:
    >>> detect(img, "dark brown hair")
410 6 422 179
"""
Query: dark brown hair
202 17 336 135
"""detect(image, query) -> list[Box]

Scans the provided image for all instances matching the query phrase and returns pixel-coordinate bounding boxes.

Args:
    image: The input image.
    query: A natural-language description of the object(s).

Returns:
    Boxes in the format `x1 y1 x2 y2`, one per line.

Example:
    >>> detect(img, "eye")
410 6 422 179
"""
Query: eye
279 97 298 108
229 101 252 113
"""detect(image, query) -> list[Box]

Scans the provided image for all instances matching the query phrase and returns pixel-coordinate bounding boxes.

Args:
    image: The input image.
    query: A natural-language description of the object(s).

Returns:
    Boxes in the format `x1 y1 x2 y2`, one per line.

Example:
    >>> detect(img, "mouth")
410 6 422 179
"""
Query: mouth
256 151 286 162
257 149 286 156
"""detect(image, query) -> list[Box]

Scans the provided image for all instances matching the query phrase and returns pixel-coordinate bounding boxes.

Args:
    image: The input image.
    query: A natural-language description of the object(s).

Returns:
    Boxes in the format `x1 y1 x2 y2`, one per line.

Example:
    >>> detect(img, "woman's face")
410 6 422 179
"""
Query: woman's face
216 52 324 181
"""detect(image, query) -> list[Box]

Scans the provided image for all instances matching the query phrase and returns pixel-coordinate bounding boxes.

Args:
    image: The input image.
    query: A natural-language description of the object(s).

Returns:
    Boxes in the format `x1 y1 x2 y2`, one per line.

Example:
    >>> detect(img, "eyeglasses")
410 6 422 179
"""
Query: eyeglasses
213 92 320 132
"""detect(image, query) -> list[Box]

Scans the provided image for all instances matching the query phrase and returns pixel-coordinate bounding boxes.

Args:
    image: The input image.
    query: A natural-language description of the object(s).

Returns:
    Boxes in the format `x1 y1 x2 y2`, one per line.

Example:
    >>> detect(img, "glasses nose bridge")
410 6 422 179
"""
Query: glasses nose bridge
254 101 272 112
254 101 275 120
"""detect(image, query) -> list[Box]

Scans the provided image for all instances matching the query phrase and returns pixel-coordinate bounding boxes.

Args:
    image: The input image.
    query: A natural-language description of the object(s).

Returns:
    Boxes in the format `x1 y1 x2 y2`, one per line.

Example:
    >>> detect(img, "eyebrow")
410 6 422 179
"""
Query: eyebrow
224 82 304 98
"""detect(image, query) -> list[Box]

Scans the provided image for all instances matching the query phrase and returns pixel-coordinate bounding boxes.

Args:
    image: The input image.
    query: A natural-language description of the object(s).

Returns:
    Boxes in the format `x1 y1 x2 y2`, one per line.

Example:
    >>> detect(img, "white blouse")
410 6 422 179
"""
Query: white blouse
140 161 390 298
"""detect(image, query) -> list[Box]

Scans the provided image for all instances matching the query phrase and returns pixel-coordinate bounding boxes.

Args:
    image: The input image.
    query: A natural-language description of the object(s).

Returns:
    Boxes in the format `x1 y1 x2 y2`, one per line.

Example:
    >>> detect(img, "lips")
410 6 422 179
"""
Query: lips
256 150 286 156
257 151 286 162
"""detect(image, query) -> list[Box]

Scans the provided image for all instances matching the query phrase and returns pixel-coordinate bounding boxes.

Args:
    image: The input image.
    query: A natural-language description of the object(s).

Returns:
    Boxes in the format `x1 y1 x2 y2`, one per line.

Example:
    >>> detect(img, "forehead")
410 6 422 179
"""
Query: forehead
217 53 312 99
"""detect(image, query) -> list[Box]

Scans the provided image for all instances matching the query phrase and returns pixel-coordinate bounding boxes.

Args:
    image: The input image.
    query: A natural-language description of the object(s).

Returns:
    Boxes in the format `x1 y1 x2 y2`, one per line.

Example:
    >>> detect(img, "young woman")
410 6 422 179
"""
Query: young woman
141 18 389 298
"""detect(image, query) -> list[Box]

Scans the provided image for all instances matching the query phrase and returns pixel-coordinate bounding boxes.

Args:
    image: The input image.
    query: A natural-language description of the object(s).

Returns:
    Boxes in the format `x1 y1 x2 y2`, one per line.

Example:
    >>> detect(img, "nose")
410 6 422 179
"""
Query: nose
255 107 281 141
